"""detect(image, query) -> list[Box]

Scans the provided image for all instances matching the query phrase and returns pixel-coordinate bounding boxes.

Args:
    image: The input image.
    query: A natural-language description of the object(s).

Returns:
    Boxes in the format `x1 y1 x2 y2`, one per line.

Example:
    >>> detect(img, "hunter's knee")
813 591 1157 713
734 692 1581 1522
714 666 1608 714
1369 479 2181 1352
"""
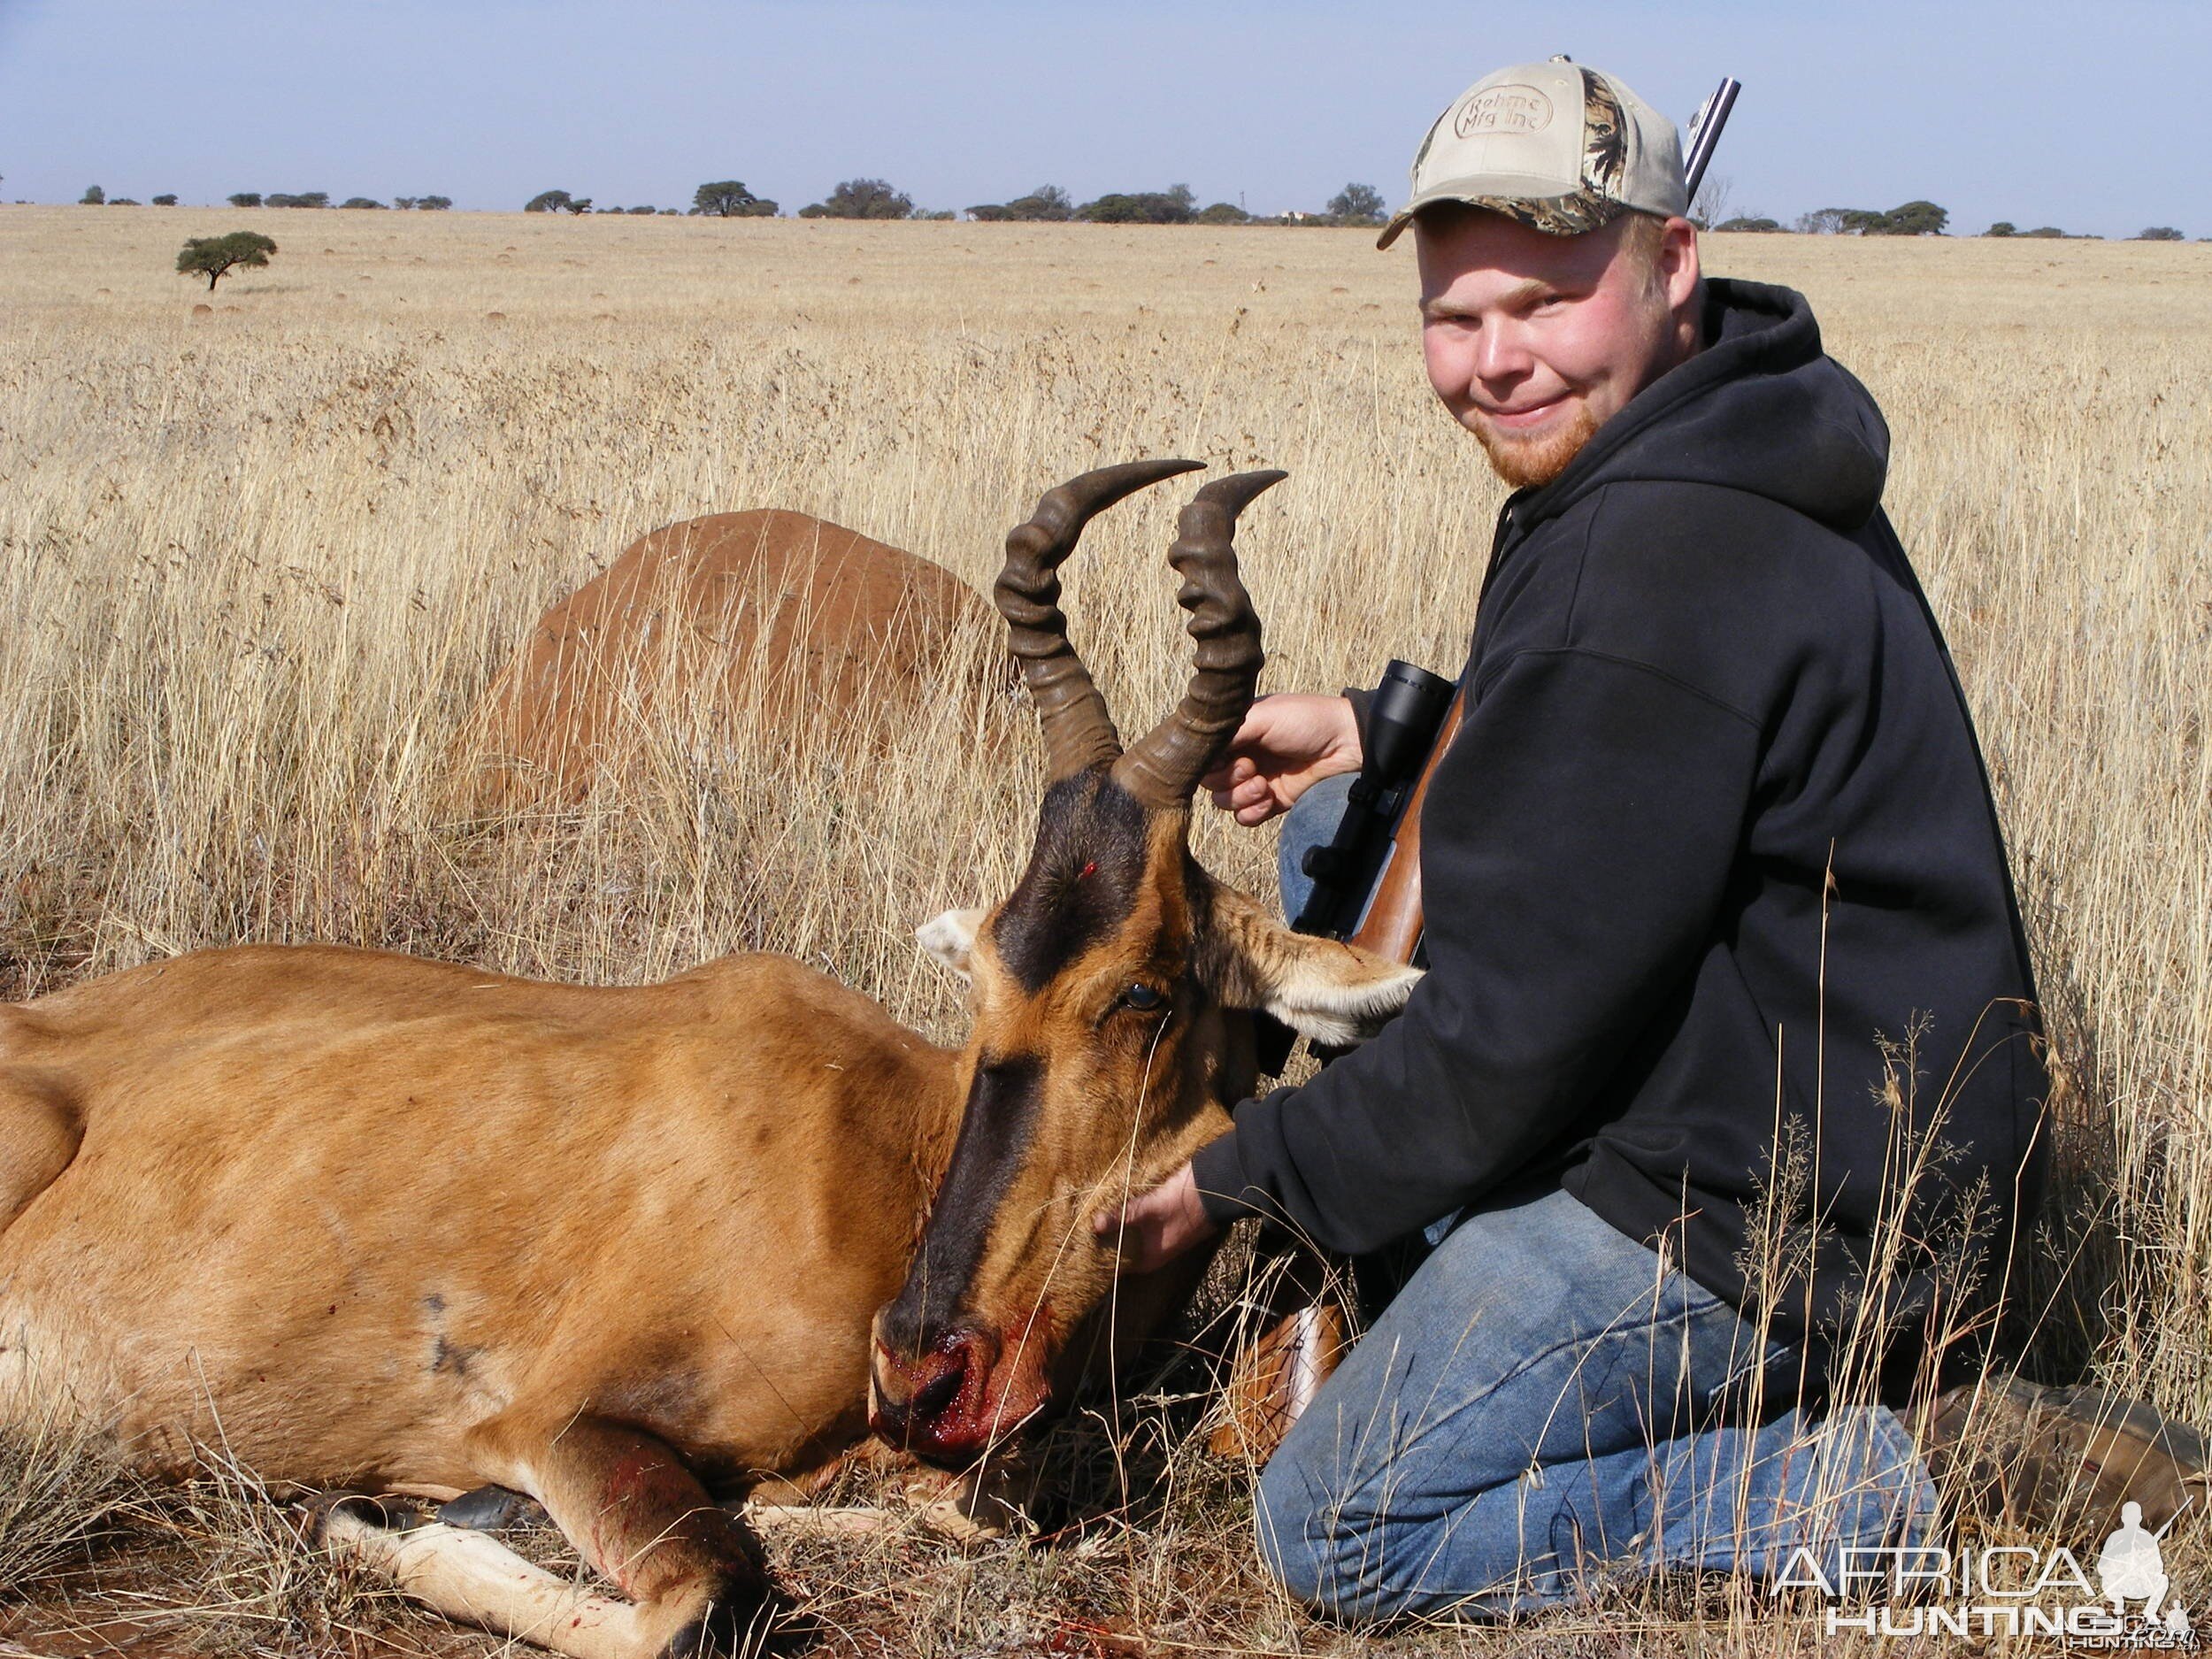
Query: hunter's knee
1254 1442 1392 1623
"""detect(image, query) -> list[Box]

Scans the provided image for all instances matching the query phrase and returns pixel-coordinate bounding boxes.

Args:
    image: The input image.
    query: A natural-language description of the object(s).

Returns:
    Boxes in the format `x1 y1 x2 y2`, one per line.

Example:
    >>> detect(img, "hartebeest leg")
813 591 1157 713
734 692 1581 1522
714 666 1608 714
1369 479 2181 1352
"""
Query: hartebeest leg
322 1500 657 1659
461 1412 781 1657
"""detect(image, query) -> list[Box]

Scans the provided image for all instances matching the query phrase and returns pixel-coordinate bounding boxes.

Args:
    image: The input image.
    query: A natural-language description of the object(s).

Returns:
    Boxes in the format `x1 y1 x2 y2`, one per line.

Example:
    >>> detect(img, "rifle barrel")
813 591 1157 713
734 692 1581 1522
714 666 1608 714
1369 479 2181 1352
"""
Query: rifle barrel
1684 77 1741 207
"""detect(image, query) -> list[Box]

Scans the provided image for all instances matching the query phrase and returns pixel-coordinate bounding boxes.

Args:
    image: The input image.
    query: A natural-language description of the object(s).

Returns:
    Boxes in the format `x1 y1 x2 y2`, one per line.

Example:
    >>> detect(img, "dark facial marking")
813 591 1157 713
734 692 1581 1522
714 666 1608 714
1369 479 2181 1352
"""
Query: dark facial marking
880 1053 1042 1355
992 771 1150 995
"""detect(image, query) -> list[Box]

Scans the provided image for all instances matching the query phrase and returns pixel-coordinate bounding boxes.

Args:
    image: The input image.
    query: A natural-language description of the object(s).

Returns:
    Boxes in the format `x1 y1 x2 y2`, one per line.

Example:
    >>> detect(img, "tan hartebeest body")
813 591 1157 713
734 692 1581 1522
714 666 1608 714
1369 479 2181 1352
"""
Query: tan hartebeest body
0 462 1417 1657
466 508 1003 803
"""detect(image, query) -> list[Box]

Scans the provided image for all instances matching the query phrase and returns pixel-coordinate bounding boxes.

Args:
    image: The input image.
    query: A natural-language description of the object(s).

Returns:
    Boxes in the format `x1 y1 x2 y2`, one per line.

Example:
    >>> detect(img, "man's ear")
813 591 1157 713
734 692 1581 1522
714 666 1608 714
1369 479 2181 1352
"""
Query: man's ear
917 909 985 979
1193 876 1423 1048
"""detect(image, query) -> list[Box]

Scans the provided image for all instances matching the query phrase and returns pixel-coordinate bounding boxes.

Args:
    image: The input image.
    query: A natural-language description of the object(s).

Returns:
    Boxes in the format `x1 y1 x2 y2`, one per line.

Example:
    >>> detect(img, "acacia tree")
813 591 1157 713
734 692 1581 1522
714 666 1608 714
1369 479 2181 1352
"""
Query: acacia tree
1076 185 1196 224
692 180 776 217
1326 182 1386 224
1832 201 1948 235
967 184 1073 221
798 178 913 219
80 185 104 205
175 230 277 290
228 192 262 208
525 189 574 213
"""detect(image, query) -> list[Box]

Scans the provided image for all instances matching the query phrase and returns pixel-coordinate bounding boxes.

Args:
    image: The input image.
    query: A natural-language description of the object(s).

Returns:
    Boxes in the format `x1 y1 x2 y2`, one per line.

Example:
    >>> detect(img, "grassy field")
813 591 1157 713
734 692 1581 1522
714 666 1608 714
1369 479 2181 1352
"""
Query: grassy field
1 205 2208 1655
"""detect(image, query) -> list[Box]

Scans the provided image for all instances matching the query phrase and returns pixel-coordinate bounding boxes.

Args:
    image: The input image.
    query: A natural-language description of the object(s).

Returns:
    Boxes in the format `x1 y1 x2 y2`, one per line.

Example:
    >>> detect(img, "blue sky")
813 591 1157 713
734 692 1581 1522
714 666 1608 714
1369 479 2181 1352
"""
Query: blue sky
0 0 2203 237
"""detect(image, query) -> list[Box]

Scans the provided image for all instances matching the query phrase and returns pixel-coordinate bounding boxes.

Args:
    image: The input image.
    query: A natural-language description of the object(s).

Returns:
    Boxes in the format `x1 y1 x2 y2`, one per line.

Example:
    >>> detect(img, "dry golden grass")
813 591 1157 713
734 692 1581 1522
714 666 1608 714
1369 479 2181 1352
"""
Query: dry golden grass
1 205 2208 1654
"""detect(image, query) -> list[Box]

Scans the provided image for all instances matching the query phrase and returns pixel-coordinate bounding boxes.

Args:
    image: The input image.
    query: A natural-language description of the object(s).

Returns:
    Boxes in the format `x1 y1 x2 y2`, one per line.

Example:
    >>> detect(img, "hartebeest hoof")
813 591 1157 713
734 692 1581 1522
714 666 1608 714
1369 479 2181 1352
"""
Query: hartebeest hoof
439 1481 545 1532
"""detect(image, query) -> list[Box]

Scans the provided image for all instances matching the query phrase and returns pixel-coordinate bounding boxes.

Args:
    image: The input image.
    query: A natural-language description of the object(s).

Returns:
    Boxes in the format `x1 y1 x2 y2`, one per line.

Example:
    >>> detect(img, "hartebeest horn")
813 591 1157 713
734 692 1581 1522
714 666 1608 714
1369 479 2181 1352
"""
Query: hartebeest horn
995 458 1204 782
1110 469 1286 810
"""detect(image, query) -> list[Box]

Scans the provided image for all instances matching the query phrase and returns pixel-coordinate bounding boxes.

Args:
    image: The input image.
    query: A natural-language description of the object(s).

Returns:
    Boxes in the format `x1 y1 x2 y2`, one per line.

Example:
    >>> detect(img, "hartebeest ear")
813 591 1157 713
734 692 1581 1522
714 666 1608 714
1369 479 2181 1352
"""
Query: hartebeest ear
917 908 986 979
1193 875 1424 1047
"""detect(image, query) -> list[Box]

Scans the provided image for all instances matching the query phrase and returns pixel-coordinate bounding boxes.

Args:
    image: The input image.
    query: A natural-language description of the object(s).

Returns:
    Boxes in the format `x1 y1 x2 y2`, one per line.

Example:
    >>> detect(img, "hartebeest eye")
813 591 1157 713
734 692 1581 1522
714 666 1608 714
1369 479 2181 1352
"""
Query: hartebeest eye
1121 984 1165 1013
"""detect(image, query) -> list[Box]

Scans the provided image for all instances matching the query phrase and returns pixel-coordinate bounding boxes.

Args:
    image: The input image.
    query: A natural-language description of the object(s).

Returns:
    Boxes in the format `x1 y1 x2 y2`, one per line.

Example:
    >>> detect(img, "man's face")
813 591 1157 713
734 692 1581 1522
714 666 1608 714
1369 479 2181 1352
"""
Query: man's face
1416 210 1700 488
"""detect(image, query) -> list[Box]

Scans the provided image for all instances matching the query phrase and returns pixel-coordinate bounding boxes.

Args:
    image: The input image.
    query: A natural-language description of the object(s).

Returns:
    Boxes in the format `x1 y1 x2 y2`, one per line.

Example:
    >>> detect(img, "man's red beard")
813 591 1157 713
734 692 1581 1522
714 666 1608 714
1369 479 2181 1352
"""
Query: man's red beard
1466 399 1603 488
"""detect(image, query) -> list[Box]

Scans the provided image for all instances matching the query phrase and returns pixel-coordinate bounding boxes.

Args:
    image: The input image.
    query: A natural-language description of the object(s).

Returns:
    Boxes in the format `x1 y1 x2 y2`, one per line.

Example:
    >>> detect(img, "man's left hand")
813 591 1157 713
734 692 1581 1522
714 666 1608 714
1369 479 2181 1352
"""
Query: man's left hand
1094 1162 1218 1274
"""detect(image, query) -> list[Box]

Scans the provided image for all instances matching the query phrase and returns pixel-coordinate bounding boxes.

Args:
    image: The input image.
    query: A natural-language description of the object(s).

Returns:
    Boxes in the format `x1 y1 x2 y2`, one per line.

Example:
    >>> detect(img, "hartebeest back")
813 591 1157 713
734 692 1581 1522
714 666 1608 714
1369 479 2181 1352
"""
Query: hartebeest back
465 508 1003 804
0 462 1419 1659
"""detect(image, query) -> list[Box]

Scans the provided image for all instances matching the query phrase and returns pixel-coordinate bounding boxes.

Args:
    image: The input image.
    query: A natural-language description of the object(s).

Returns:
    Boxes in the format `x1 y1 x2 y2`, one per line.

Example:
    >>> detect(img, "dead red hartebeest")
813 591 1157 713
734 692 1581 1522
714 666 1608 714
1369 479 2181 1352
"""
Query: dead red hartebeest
0 461 1419 1656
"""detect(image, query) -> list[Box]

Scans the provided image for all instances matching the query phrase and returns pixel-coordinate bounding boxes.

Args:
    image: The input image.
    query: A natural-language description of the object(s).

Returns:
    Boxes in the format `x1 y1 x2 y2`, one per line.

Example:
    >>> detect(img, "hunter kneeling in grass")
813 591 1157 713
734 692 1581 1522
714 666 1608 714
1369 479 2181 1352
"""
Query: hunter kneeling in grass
1097 57 2209 1620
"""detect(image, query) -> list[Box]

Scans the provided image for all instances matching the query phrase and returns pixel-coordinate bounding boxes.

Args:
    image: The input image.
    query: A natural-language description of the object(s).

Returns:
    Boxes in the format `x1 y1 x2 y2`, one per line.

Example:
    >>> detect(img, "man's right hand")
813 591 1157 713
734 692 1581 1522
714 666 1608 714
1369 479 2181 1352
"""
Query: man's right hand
1202 694 1363 826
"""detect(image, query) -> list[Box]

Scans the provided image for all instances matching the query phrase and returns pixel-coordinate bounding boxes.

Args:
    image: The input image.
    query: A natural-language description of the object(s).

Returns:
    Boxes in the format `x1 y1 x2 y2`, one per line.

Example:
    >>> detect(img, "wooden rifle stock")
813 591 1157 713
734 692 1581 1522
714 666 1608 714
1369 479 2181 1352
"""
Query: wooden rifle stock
1347 690 1464 965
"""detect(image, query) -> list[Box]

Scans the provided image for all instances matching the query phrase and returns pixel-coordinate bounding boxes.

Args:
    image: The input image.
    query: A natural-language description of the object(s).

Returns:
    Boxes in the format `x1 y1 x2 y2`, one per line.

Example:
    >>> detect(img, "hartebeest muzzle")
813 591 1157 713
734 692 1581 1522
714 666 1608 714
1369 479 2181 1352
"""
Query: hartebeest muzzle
870 1052 1062 1463
868 458 1286 1465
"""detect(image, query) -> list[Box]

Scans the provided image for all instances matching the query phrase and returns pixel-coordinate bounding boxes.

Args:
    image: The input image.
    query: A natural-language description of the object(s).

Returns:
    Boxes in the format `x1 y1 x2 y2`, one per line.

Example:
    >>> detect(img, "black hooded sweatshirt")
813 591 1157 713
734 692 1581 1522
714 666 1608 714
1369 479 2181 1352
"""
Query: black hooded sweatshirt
1192 279 2048 1393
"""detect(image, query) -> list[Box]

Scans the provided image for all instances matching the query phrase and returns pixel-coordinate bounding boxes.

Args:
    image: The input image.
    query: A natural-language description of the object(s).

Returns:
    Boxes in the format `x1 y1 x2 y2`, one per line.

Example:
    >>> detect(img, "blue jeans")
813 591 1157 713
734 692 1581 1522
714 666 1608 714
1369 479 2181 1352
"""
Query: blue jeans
1277 772 1357 927
1256 785 1939 1622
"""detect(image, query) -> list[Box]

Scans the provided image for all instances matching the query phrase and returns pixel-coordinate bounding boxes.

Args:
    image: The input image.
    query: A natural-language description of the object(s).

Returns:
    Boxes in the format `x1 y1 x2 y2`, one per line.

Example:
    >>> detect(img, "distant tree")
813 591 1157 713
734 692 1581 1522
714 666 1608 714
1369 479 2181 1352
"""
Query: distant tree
340 196 386 210
265 192 329 209
394 196 419 210
1326 182 1386 224
2136 226 2185 242
1984 221 2017 237
175 229 277 290
228 192 263 208
1077 186 1196 225
564 196 593 214
1076 193 1146 223
1715 215 1784 233
968 185 1073 222
110 197 141 206
798 178 914 219
151 193 178 206
1196 201 1251 225
692 180 776 217
1690 173 1733 228
80 185 104 205
626 204 657 214
2024 225 2067 239
1795 208 1848 235
1878 199 1948 235
525 189 574 213
417 195 452 211
1828 201 1947 236
1015 184 1073 219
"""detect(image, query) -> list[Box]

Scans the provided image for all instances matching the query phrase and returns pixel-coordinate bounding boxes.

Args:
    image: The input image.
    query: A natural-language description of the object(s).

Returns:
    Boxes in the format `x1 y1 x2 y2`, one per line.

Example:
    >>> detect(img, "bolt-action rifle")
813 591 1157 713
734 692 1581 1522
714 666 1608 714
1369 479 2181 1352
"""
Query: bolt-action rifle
1217 77 1743 1464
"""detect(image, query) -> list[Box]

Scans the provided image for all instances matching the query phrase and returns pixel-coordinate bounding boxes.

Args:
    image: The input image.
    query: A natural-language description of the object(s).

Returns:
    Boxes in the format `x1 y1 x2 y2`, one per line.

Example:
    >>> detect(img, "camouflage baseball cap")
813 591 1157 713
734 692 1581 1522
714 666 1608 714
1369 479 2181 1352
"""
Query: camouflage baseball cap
1377 57 1688 249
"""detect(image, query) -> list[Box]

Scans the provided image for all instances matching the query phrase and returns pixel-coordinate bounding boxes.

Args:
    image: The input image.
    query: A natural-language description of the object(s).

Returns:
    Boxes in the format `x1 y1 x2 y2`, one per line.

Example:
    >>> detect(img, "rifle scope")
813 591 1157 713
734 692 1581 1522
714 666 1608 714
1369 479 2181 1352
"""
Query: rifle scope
1290 658 1455 940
